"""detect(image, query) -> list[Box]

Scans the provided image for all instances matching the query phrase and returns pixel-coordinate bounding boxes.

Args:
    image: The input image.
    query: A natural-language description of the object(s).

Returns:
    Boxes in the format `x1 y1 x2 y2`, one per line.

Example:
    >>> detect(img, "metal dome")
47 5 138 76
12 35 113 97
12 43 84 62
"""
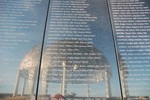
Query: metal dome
19 40 111 84
19 46 41 79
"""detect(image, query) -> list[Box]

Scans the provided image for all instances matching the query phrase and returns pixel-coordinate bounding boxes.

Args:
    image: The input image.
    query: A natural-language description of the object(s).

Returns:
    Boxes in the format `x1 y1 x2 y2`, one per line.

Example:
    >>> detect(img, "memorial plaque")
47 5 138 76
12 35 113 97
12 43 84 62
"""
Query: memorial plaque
38 0 121 99
0 0 49 99
108 0 150 99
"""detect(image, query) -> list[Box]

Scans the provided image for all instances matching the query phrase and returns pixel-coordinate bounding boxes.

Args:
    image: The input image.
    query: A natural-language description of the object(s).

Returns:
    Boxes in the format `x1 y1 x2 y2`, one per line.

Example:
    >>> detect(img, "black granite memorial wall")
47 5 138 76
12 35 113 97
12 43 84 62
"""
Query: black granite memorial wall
0 0 150 100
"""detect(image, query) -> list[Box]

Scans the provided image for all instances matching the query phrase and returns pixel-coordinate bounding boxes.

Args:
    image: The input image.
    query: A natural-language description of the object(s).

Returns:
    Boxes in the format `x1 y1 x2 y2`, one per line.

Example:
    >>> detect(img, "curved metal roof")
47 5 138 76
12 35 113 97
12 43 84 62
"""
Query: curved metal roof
20 40 111 84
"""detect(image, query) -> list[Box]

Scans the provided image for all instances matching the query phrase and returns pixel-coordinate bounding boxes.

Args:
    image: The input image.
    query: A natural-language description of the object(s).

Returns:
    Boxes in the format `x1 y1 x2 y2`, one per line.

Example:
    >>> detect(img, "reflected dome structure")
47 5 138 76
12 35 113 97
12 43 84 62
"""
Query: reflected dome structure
14 40 112 97
19 46 41 79
41 40 111 84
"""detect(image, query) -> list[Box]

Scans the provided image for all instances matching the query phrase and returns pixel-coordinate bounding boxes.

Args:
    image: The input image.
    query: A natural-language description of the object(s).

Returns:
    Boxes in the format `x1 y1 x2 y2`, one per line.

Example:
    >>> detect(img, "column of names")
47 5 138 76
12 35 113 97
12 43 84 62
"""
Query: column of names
109 0 150 97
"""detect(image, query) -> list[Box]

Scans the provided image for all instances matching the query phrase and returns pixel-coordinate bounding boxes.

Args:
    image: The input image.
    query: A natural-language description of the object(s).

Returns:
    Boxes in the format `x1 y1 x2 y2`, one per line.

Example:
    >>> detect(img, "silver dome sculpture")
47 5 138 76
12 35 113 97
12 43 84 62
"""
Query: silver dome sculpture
13 46 41 97
13 40 112 98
